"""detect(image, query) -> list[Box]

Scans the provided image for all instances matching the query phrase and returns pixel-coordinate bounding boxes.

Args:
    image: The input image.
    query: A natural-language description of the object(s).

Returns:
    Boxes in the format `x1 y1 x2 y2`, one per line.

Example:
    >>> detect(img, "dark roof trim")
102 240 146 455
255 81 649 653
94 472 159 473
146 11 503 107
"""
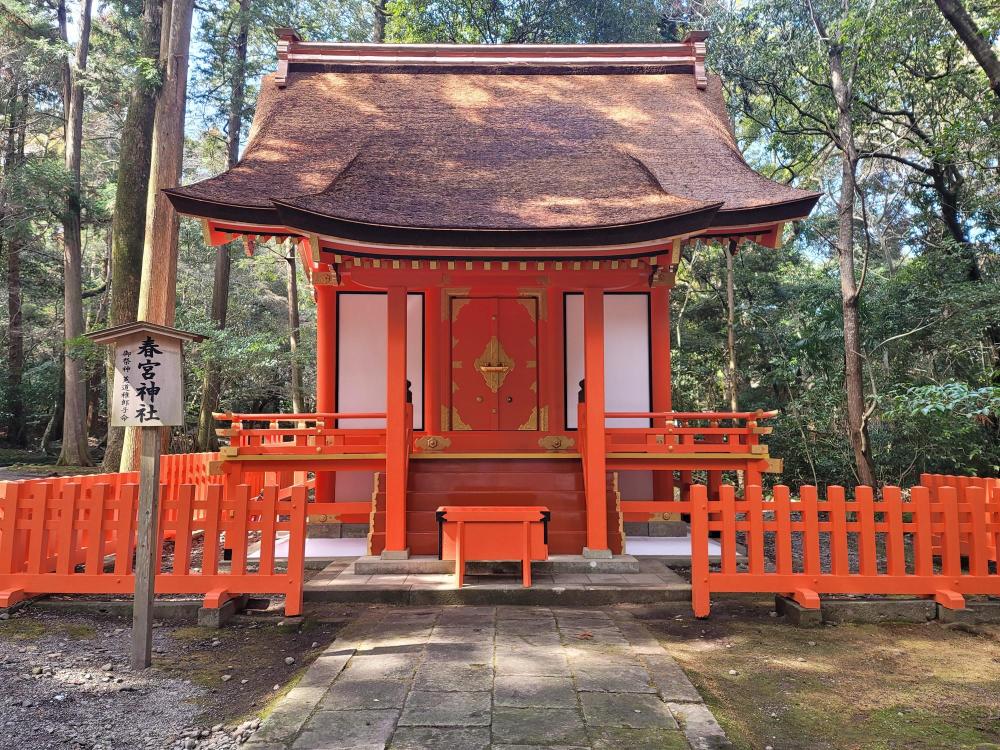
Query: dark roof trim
714 194 822 226
163 188 280 226
271 199 723 250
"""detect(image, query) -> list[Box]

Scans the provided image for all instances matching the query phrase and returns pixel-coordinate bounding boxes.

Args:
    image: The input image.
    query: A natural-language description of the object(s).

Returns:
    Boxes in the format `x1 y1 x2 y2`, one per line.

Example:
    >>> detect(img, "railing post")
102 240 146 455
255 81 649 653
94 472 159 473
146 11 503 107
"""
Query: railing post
690 485 711 617
651 286 675 506
582 288 610 558
383 286 410 558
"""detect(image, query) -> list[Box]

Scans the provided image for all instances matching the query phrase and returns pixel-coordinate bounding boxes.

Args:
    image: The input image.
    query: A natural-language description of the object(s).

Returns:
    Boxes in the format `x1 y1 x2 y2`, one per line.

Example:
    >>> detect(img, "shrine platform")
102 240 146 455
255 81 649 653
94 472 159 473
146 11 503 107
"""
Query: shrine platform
302 556 691 606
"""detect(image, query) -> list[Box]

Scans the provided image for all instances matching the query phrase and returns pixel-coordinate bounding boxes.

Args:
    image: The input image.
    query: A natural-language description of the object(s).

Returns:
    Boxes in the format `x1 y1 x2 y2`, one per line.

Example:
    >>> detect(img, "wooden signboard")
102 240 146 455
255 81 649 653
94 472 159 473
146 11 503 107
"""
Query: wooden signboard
110 332 185 427
87 322 203 669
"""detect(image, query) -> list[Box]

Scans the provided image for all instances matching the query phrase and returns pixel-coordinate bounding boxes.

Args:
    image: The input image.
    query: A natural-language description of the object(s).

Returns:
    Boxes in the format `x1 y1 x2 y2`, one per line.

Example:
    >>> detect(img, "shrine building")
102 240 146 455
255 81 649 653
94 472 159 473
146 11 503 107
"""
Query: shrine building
164 30 820 560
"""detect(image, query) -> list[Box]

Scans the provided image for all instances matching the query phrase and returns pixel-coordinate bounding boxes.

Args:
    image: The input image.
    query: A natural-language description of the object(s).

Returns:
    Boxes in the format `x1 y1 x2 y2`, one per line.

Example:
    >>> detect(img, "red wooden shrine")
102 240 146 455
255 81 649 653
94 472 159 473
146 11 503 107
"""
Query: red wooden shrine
166 30 820 559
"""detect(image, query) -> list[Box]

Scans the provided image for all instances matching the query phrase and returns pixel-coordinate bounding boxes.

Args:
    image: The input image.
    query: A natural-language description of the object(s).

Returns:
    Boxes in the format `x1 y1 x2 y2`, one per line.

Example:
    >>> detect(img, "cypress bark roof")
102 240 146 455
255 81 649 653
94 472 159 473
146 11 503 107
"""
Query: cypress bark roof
166 41 819 252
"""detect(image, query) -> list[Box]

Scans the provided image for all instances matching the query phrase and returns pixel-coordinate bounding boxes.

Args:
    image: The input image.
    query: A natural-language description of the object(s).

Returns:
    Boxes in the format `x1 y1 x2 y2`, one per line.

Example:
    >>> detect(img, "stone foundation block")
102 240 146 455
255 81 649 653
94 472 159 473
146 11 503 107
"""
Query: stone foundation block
774 595 823 627
937 600 1000 624
197 595 248 628
822 598 936 624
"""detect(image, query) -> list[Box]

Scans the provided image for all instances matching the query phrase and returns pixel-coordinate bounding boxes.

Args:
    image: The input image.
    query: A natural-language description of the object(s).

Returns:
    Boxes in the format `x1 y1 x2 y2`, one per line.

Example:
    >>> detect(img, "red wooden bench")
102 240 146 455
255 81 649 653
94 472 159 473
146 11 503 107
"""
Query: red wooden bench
436 506 550 587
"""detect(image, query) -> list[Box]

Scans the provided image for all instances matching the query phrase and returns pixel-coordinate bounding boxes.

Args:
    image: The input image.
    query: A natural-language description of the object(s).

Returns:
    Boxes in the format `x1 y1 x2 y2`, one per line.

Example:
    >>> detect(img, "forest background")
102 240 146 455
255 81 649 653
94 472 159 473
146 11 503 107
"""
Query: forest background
0 0 997 487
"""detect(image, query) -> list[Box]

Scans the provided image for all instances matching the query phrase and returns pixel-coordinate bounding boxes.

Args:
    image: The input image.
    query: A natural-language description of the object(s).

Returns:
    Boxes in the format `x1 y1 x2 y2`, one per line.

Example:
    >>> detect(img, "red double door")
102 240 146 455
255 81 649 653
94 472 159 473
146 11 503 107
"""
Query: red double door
449 297 539 431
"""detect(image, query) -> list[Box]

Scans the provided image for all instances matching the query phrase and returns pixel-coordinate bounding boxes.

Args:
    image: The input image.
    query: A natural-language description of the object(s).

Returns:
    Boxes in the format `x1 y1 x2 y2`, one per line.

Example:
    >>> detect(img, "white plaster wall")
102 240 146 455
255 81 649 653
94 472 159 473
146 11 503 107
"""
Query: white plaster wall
564 293 650 429
334 293 423 501
336 293 424 430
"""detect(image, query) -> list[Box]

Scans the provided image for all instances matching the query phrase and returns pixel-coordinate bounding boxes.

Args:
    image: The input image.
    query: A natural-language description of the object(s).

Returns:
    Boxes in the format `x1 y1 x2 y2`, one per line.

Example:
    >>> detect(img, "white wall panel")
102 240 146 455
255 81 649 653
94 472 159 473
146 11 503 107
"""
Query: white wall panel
337 293 424 430
565 293 650 429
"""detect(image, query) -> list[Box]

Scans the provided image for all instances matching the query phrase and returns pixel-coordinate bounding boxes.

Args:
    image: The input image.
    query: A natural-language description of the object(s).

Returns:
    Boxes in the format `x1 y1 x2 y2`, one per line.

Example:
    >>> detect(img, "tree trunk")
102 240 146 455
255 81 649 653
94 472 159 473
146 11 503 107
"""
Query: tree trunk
2 84 27 447
57 0 94 467
934 0 1000 98
196 0 250 451
723 240 738 413
826 36 877 486
373 0 388 42
287 246 305 413
87 229 112 437
103 0 163 470
122 0 195 470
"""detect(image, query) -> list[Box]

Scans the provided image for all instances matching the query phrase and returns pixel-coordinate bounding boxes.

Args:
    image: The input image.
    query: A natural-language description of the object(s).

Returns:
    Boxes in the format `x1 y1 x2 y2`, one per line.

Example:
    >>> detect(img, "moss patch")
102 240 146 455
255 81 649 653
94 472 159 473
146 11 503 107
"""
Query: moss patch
643 601 1000 750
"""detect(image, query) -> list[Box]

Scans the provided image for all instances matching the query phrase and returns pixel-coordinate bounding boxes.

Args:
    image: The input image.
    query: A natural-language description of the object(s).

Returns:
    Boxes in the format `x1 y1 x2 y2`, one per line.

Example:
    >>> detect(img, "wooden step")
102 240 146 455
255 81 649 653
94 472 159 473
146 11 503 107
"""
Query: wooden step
408 472 585 492
403 491 587 511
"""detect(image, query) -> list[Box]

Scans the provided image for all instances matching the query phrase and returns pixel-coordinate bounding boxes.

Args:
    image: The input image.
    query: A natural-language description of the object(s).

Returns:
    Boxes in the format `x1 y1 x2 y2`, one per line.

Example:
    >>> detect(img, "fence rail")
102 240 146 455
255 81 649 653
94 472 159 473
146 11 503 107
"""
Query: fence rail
691 482 1000 617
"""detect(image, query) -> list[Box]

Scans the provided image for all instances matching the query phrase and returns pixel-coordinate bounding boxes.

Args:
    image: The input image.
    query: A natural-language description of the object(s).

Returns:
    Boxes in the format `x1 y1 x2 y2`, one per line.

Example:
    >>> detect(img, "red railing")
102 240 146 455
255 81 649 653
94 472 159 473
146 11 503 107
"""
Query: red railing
602 410 776 455
214 411 392 456
690 481 1000 618
0 481 307 614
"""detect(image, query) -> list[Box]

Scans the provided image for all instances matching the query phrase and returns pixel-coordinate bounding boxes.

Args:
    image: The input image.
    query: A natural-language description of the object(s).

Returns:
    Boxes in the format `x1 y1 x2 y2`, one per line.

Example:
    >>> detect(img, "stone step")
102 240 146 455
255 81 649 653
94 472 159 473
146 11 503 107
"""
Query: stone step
353 554 641 576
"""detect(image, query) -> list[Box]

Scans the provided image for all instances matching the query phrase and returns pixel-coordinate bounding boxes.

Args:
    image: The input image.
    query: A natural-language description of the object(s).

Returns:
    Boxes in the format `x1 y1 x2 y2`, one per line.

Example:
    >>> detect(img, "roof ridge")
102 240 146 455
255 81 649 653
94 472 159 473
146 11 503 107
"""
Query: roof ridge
274 31 709 89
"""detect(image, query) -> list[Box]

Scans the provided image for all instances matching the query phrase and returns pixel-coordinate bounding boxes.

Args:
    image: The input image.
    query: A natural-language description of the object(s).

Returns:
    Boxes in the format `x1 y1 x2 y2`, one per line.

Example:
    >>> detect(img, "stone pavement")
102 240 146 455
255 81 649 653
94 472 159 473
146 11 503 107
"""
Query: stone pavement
246 606 730 750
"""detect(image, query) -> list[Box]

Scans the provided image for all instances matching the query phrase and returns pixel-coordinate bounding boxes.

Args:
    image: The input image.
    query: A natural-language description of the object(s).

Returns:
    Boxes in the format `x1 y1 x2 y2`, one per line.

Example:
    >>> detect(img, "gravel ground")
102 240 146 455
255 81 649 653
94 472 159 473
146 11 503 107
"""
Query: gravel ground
0 605 354 750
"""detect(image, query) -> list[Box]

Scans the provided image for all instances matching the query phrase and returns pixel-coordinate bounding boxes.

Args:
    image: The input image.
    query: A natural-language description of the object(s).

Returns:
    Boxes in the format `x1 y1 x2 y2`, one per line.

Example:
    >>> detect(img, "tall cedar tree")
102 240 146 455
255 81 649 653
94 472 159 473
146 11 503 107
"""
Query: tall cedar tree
103 0 164 470
196 0 251 451
57 0 95 466
121 0 195 469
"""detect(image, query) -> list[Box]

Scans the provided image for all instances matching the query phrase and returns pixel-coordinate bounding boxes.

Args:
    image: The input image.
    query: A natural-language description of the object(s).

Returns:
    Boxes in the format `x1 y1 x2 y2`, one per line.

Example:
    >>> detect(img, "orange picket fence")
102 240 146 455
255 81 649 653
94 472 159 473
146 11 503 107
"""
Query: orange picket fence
922 473 999 562
690 481 1000 618
0 480 307 615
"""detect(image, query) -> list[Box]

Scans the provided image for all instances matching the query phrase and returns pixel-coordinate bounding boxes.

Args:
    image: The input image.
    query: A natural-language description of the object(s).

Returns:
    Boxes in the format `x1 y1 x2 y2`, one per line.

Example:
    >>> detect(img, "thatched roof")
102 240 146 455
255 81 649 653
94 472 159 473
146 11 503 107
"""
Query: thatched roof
166 37 819 253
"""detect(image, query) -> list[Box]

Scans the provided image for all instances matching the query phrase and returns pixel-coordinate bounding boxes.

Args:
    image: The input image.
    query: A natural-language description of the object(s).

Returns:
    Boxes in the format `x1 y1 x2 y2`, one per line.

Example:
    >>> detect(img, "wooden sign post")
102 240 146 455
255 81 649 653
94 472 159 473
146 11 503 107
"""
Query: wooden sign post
87 322 203 669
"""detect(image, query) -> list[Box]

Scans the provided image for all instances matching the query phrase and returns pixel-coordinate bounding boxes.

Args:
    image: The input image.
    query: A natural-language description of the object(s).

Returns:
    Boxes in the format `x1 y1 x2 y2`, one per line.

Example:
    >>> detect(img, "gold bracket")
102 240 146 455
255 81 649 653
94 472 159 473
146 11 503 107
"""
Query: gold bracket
539 435 575 451
415 435 451 452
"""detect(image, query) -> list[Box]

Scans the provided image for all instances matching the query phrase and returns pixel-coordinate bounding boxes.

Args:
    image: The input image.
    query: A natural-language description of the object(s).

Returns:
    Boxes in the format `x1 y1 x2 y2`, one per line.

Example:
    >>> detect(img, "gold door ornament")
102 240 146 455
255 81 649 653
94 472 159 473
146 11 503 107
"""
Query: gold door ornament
474 336 515 392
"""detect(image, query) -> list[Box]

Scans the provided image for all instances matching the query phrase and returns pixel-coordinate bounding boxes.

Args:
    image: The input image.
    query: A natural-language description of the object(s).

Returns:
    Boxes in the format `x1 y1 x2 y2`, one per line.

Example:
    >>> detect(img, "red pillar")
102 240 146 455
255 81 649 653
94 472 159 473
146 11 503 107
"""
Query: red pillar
651 286 675 504
314 284 337 504
583 288 610 557
383 286 409 557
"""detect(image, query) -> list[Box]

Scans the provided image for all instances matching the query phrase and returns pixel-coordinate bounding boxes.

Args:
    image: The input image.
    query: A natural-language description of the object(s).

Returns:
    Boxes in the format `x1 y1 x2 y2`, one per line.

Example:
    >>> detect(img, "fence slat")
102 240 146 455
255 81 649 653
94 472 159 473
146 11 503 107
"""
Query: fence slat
912 486 933 577
939 487 962 577
967 487 988 577
258 486 278 576
26 483 51 575
0 483 21 574
114 484 138 576
747 484 765 575
801 485 821 576
774 485 792 575
828 485 849 576
55 484 80 576
230 484 250 576
173 485 195 576
856 485 877 576
720 484 737 575
883 486 905 577
84 485 107 575
202 485 222 576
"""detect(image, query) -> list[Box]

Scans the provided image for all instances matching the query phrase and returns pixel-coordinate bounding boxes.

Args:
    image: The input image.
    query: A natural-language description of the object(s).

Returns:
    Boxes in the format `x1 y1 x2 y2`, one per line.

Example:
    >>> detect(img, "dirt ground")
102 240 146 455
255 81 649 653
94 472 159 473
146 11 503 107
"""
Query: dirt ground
0 602 362 749
634 599 1000 750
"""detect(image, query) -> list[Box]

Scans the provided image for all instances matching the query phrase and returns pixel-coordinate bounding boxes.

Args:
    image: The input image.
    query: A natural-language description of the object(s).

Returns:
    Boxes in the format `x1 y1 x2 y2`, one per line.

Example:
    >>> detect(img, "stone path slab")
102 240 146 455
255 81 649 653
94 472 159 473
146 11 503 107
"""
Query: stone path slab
246 606 730 750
